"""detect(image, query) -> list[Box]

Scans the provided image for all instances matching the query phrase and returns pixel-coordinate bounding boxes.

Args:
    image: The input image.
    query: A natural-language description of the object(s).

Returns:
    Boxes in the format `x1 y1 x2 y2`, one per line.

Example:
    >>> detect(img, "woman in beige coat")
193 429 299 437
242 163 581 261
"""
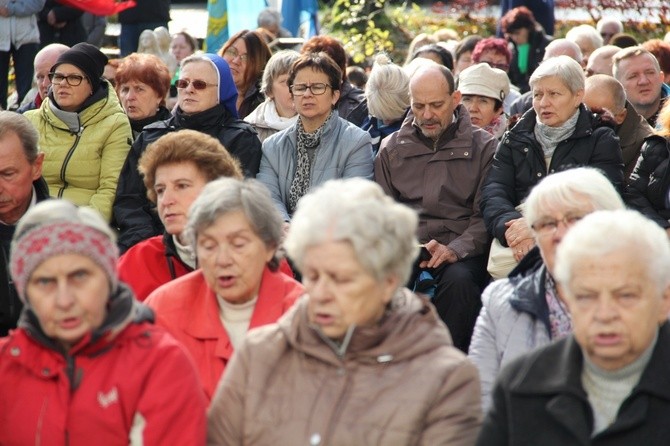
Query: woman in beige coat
207 178 482 445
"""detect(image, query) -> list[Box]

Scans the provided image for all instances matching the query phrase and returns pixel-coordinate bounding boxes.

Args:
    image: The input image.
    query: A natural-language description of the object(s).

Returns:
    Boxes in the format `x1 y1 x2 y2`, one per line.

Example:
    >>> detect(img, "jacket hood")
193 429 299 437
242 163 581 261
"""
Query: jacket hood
19 283 154 355
278 288 454 366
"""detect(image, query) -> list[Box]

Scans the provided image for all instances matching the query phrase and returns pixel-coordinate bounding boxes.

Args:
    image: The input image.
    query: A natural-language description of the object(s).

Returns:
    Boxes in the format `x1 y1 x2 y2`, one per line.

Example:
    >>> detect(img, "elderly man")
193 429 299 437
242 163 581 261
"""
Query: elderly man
585 45 620 77
375 63 496 352
477 209 670 445
584 74 654 181
614 46 670 128
0 111 47 336
510 39 582 116
596 17 624 45
17 43 68 113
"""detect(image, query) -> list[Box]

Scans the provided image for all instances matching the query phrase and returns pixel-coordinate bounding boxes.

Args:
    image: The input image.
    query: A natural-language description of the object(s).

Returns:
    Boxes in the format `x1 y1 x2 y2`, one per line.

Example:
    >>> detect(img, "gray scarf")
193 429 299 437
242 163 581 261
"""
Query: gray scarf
534 108 580 158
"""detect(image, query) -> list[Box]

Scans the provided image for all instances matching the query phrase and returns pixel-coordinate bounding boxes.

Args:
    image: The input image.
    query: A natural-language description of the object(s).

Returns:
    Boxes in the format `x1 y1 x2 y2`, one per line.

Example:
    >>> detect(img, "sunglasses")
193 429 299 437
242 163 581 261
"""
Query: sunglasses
175 79 217 90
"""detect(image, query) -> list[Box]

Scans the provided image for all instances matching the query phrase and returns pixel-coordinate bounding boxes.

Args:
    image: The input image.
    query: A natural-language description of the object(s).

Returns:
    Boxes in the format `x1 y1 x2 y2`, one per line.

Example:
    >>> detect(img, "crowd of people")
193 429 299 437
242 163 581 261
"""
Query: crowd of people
3 1 670 444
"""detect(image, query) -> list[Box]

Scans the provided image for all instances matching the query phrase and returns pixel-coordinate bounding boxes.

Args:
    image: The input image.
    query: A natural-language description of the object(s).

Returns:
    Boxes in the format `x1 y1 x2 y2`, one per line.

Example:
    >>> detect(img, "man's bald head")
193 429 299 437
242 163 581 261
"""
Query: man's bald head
409 65 460 140
584 74 627 124
34 43 69 100
544 39 583 64
586 45 620 77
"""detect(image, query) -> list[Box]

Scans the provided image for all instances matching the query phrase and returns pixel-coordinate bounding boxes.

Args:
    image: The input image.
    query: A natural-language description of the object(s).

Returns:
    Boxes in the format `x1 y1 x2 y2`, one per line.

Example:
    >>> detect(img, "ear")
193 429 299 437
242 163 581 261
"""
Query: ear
658 284 670 323
31 152 45 181
574 88 585 106
452 90 462 105
615 107 627 126
331 88 341 106
381 274 401 305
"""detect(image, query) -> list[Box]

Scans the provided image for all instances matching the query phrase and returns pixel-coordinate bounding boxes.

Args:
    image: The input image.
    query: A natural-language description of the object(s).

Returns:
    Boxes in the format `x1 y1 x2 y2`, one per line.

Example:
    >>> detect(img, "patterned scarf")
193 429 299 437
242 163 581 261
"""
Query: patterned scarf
534 108 580 158
545 273 572 339
287 112 331 214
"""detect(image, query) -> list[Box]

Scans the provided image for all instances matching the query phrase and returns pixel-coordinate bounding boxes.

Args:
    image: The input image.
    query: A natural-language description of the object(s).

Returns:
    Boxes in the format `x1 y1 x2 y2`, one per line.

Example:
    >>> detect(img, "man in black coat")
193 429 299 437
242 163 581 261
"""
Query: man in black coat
0 111 49 336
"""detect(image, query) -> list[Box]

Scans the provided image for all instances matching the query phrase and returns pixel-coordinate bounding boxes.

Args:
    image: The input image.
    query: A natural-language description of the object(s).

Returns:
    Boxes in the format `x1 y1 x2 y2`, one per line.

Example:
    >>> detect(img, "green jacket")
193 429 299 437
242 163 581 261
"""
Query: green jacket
25 83 132 222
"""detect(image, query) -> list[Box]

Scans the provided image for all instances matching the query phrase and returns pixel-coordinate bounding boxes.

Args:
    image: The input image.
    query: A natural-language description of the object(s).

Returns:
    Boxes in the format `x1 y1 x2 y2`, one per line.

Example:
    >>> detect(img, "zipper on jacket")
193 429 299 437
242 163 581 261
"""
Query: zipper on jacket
58 128 84 198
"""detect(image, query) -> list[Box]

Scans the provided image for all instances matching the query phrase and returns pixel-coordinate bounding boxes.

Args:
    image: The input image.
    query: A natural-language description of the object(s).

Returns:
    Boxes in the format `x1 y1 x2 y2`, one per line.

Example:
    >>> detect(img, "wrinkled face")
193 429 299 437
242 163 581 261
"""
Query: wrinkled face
155 161 209 237
292 67 340 128
27 253 109 351
410 69 461 140
34 51 62 100
461 94 502 128
177 61 219 115
170 34 194 63
270 72 295 118
118 80 162 120
51 64 93 112
583 87 626 125
196 210 275 304
616 54 664 109
563 250 670 371
453 51 473 76
477 49 510 72
303 240 397 340
0 132 43 225
532 75 583 127
222 38 248 89
532 194 594 274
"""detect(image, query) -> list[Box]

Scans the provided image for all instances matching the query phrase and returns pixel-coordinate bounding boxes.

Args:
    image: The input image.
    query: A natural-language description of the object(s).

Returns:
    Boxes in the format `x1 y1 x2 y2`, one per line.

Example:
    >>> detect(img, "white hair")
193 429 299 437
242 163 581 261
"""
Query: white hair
596 17 624 34
284 178 419 285
365 53 410 122
554 210 670 292
529 55 585 94
566 24 604 51
525 167 624 228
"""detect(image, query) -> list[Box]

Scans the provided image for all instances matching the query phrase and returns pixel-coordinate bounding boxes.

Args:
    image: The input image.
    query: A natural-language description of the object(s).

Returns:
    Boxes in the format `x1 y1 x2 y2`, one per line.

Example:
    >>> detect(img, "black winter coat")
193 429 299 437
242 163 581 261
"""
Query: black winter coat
0 178 50 336
477 322 670 446
112 103 262 253
507 29 551 94
38 0 86 47
118 0 170 24
625 135 670 229
481 105 624 245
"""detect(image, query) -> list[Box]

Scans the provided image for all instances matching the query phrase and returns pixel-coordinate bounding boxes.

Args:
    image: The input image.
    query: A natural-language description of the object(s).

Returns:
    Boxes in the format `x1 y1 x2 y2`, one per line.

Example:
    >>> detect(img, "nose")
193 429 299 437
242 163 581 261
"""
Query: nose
552 219 570 241
214 244 234 266
639 73 651 85
421 106 434 120
54 281 75 310
159 187 176 208
307 275 332 302
593 296 618 322
302 86 315 98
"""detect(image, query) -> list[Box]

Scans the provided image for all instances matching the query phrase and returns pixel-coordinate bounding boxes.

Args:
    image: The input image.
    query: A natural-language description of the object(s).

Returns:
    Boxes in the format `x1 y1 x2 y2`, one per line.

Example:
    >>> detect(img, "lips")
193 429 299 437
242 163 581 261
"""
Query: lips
313 312 335 326
59 317 81 329
216 275 237 288
594 333 622 346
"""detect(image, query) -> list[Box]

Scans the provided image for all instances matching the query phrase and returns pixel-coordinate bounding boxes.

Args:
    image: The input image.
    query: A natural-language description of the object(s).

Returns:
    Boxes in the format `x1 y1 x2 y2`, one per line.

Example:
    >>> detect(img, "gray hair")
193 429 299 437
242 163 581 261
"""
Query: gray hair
0 111 40 163
13 199 116 244
260 49 300 96
284 178 419 285
525 167 625 229
613 46 661 80
596 17 624 35
257 7 282 27
365 53 410 122
555 210 670 291
543 39 582 62
585 74 627 113
185 178 283 270
566 24 604 51
529 55 585 94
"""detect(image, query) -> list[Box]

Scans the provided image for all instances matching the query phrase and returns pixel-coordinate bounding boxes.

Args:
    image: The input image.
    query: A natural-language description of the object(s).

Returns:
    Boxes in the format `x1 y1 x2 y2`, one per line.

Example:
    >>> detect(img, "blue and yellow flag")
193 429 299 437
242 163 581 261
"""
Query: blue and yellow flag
206 0 229 52
206 0 268 53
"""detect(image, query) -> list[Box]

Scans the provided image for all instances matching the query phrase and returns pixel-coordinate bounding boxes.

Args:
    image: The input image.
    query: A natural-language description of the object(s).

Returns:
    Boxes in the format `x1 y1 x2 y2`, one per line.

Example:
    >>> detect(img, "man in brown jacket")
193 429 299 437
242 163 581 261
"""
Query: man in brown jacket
375 64 497 352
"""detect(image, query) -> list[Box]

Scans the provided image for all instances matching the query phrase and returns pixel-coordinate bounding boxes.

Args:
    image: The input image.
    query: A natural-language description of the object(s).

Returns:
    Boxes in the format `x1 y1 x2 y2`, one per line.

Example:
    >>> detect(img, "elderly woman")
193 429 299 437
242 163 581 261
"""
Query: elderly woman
480 55 623 277
458 62 510 139
501 6 552 93
257 52 374 223
114 53 172 137
208 178 482 444
362 53 410 154
24 42 132 223
145 178 303 401
219 29 272 118
471 37 521 114
0 200 206 444
477 209 670 445
625 100 670 236
117 130 243 301
113 53 262 253
469 167 625 410
244 49 300 143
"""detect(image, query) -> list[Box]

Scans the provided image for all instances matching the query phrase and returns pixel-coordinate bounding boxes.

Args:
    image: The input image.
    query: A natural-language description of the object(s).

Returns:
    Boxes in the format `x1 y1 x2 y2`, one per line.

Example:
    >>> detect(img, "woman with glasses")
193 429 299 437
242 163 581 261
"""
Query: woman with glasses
470 167 624 410
257 52 374 225
24 43 132 223
113 53 262 253
480 56 623 277
219 30 272 119
500 6 552 93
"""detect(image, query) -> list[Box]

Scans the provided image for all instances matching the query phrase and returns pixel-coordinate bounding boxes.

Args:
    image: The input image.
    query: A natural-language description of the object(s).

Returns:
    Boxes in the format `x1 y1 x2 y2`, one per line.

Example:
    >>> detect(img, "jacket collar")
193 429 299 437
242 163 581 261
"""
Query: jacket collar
508 260 551 335
173 103 233 130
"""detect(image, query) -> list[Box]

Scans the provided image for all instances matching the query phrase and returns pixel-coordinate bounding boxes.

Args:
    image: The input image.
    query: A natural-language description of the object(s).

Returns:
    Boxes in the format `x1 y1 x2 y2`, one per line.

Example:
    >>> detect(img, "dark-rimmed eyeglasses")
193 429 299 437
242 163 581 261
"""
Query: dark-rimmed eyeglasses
223 48 249 63
531 213 587 235
175 79 217 90
290 83 332 96
48 72 87 86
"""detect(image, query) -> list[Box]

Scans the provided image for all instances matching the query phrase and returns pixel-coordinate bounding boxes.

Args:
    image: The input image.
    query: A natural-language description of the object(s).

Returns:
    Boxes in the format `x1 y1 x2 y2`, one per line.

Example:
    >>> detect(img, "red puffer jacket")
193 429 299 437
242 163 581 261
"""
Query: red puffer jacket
0 285 207 446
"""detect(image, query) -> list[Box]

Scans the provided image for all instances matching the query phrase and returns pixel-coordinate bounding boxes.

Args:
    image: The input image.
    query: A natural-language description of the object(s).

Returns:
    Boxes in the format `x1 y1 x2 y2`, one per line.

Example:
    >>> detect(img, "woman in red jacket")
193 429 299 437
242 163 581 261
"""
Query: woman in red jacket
0 200 206 445
117 129 243 301
145 177 303 401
